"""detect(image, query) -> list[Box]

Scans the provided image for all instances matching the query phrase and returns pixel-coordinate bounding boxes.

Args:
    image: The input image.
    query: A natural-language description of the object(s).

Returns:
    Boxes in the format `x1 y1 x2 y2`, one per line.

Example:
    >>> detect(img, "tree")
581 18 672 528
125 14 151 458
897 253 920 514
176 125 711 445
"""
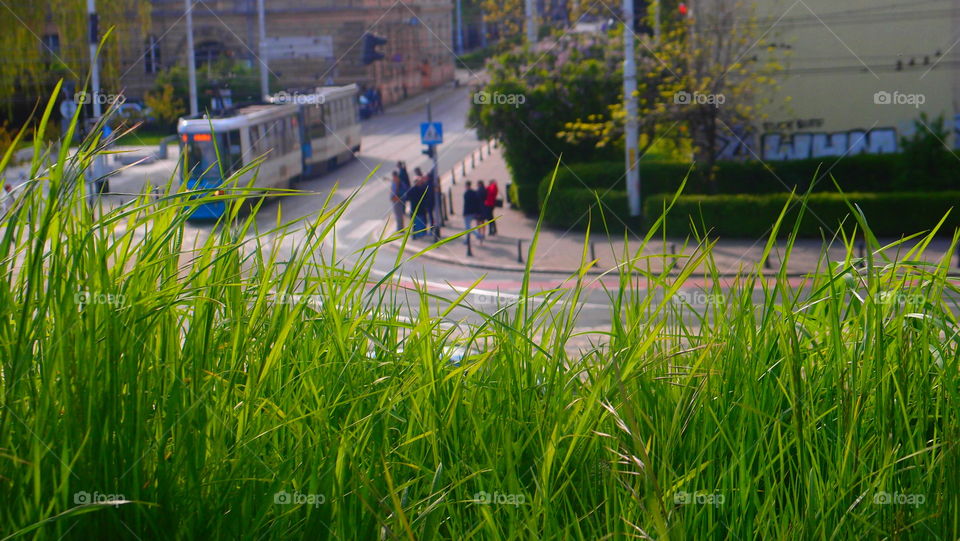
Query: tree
469 34 622 212
0 1 150 116
564 0 782 192
152 58 274 114
143 84 185 132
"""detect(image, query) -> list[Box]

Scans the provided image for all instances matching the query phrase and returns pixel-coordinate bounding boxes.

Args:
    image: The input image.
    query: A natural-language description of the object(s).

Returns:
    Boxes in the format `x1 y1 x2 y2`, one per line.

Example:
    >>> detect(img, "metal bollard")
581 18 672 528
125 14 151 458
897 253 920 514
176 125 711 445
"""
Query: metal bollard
471 153 475 169
466 231 473 257
448 188 454 215
462 161 466 176
479 147 484 161
451 168 456 185
857 240 865 259
590 242 596 262
670 243 676 256
517 239 524 264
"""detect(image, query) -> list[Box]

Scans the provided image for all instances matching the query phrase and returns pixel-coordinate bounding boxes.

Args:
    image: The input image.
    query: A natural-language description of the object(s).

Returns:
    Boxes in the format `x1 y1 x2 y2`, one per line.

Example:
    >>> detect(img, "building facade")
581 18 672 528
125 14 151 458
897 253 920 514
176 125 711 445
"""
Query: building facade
719 0 960 161
122 0 455 105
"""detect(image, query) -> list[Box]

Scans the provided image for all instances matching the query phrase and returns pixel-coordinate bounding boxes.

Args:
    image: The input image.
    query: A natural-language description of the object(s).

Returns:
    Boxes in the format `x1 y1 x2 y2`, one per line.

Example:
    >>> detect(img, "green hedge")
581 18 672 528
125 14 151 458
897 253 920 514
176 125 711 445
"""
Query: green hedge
540 187 640 233
643 191 960 238
538 153 960 211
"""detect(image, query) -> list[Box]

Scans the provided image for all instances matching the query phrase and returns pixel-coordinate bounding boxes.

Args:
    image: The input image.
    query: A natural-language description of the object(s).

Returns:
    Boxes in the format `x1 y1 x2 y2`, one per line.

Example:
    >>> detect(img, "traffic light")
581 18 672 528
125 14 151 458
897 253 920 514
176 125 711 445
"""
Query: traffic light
362 33 387 65
632 0 652 36
422 145 435 158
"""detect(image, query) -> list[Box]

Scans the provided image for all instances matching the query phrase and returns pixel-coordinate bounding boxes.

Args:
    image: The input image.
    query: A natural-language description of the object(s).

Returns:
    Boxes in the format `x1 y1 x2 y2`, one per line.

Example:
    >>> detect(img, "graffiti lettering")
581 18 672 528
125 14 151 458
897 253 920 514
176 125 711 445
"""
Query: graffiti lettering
762 128 897 161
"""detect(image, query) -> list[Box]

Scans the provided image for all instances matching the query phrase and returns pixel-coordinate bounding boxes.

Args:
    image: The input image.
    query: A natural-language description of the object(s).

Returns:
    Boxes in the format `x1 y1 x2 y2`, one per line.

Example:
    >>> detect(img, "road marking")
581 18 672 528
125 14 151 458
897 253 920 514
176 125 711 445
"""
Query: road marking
345 218 383 241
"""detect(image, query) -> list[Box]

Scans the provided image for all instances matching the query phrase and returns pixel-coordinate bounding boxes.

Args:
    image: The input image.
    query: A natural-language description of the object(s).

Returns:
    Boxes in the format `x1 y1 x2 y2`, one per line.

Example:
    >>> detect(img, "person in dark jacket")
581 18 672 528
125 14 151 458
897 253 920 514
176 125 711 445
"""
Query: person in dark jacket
462 181 484 244
396 161 411 213
405 175 430 239
390 171 407 232
474 180 488 236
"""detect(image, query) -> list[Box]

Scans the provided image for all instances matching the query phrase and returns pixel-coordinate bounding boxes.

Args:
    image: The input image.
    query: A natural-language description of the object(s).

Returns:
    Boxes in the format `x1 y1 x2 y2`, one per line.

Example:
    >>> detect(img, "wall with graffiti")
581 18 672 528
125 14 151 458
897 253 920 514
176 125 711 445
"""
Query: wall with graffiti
718 115 960 162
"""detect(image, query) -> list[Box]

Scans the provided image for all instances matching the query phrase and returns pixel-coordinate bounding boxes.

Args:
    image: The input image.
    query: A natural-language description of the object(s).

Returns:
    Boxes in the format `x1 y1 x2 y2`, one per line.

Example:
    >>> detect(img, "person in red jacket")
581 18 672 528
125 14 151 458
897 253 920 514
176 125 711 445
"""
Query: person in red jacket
483 179 499 236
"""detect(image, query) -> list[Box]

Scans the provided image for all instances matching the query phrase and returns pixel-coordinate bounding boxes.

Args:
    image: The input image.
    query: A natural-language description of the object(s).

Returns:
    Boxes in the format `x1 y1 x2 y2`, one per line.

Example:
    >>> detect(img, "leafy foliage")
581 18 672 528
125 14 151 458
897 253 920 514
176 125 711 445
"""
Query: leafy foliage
469 36 622 212
143 84 186 132
563 2 783 190
153 58 276 114
0 1 150 114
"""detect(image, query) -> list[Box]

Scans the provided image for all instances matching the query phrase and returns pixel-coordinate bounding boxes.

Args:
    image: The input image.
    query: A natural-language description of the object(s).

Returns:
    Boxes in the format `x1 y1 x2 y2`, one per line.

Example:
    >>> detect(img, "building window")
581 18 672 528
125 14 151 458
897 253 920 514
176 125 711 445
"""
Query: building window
195 40 225 66
145 35 162 74
42 34 60 56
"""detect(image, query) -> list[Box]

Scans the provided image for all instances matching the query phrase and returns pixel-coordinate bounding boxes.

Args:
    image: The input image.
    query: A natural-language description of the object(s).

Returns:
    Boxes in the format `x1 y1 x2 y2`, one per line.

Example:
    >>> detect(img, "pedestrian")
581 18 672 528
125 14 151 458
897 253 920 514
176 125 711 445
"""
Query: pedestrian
397 161 411 213
425 167 441 237
405 174 429 239
474 180 488 236
461 181 483 244
484 179 499 236
390 171 406 232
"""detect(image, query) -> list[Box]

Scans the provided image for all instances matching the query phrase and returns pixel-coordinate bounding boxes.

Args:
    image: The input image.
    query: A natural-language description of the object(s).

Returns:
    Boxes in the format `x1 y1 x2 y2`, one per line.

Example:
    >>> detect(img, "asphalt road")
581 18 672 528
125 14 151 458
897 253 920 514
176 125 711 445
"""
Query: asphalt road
233 84 631 330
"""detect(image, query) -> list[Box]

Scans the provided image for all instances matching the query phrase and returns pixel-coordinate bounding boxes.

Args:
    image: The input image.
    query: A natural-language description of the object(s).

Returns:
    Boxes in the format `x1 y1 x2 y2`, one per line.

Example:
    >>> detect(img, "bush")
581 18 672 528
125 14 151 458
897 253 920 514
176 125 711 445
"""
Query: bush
644 191 960 238
540 153 960 209
143 84 185 132
540 187 639 233
539 153 960 231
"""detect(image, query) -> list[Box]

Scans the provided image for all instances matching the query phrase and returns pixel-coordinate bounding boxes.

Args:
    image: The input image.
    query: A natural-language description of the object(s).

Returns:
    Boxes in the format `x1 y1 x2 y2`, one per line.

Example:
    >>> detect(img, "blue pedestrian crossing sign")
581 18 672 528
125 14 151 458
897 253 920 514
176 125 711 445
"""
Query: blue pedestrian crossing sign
420 122 443 145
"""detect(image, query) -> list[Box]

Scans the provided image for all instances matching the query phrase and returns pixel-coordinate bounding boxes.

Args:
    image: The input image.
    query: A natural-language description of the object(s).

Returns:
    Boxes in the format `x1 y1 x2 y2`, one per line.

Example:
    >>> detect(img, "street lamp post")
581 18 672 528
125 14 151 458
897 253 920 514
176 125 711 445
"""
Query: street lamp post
86 0 101 118
257 0 269 100
623 0 641 217
525 0 537 45
455 0 464 54
185 0 198 115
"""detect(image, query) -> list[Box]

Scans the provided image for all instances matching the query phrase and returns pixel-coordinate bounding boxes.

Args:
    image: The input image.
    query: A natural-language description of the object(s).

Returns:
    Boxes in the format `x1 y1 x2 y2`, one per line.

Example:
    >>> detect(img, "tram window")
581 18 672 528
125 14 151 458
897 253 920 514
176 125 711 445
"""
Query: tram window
224 130 243 173
249 124 262 156
185 133 227 180
308 105 326 139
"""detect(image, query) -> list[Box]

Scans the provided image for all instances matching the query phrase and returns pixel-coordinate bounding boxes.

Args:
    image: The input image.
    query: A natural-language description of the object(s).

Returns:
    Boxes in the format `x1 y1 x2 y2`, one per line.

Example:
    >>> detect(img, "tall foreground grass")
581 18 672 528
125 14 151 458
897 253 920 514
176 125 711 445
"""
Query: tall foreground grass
2 101 960 539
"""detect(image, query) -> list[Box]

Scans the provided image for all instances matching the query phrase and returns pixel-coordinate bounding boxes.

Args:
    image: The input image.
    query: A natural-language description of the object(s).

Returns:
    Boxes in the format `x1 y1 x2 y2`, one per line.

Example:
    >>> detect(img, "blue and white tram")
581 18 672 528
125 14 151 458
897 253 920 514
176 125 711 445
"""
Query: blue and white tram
178 84 361 219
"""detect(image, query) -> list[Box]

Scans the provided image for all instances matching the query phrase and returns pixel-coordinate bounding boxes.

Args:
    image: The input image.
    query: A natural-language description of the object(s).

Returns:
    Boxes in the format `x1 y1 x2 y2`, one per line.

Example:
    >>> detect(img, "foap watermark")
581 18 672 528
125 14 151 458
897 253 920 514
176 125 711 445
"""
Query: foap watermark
74 490 125 507
75 91 126 106
274 490 326 508
272 90 325 105
674 490 724 507
671 289 725 307
473 91 526 108
674 90 725 107
474 490 526 507
268 292 323 307
877 291 925 306
873 491 925 507
873 91 925 109
74 291 126 307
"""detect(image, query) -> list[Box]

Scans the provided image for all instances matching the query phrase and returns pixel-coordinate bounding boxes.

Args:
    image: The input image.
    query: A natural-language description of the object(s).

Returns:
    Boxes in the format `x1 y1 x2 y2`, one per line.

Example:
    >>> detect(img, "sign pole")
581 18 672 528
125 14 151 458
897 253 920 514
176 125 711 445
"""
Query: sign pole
427 99 442 228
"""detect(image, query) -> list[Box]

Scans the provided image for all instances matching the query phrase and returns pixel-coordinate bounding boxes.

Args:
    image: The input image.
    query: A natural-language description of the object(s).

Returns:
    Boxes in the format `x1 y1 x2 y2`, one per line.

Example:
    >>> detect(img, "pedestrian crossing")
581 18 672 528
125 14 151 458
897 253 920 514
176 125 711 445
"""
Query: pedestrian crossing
334 218 385 243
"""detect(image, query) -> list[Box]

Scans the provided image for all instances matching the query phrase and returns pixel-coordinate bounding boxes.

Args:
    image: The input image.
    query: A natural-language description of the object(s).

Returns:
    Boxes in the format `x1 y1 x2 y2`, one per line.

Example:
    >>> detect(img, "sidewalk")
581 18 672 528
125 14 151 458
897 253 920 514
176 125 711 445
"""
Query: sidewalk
384 145 960 277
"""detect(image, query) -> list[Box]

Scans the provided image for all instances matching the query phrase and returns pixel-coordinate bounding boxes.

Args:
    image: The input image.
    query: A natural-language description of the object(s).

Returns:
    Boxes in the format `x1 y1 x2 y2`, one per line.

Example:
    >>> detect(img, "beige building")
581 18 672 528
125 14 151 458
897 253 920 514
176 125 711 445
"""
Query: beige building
120 0 455 105
720 0 960 161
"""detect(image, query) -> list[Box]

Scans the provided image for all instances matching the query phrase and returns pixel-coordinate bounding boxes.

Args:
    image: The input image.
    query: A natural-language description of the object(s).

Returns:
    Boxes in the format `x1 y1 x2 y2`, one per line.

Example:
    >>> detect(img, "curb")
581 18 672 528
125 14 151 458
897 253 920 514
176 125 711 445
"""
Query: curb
375 226 960 280
376 228 819 278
